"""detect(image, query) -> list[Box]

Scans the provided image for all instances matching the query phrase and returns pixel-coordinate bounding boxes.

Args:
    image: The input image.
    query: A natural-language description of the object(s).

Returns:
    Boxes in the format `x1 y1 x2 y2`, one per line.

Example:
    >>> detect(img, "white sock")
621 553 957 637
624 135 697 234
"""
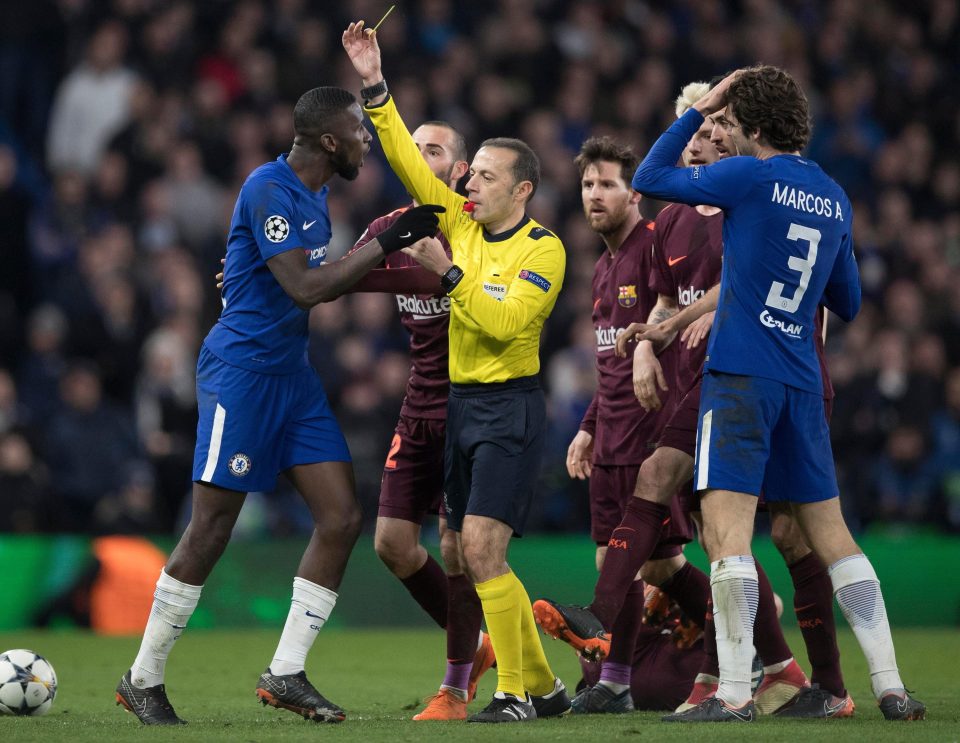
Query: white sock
269 577 337 676
829 554 903 698
130 568 202 689
710 556 759 707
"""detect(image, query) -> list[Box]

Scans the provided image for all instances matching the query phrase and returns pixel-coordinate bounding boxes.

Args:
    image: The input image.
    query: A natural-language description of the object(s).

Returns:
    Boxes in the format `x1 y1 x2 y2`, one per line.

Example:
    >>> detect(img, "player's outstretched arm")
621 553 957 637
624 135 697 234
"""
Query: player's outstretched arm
267 205 444 308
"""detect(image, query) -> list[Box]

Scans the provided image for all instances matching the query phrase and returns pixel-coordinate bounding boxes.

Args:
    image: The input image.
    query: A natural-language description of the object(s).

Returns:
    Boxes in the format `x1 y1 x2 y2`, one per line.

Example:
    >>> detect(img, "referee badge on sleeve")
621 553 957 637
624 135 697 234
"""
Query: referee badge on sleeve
518 269 551 293
265 215 290 243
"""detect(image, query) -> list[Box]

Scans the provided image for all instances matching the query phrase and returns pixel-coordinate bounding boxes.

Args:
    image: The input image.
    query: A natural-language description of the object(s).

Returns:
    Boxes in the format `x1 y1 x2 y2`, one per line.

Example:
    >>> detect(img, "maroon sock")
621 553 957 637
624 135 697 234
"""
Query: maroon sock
789 553 846 697
446 574 483 664
659 561 711 628
607 580 645 667
697 598 719 677
400 554 448 629
590 498 670 630
579 653 600 687
752 559 793 666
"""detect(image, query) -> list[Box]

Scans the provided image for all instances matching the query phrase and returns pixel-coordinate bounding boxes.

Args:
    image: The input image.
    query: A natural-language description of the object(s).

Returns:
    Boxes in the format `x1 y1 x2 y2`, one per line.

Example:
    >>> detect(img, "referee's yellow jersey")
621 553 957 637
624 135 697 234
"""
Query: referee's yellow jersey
366 96 566 385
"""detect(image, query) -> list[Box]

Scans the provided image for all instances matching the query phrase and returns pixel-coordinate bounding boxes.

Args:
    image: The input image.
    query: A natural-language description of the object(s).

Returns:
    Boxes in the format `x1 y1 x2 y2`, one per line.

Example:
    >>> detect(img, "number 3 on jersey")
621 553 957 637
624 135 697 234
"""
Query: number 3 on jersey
765 223 820 314
385 433 401 470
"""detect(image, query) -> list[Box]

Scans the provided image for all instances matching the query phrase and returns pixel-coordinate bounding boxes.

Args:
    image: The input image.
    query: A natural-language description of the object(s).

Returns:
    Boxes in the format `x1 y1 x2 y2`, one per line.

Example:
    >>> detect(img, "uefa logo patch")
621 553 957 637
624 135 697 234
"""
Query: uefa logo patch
265 215 290 243
228 452 252 477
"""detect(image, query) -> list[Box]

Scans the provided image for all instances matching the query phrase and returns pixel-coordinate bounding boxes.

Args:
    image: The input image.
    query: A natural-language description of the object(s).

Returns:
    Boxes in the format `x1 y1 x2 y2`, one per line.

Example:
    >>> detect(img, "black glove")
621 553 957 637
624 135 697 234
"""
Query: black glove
377 204 446 254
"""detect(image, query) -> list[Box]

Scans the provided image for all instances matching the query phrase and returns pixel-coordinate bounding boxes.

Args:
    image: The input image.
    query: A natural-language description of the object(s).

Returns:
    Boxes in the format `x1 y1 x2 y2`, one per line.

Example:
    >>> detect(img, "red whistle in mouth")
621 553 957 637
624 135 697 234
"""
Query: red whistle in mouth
462 201 475 213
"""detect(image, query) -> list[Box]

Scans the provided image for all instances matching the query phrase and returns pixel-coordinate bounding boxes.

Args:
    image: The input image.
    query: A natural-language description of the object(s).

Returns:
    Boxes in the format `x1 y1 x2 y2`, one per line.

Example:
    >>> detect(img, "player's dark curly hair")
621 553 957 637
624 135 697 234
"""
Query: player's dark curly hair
293 86 357 141
480 137 540 201
574 137 639 183
727 66 811 152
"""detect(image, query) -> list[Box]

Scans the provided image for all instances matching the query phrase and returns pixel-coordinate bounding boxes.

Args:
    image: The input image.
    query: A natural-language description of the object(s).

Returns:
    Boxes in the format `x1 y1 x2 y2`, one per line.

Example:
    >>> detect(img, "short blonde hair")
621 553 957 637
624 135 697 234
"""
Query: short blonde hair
675 82 711 118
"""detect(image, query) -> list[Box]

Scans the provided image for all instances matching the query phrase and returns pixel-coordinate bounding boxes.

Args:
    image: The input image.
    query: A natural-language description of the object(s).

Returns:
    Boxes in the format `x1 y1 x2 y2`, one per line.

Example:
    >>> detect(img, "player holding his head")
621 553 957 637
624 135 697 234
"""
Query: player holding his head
115 86 443 726
627 90 855 719
344 20 570 723
632 65 923 722
346 122 498 721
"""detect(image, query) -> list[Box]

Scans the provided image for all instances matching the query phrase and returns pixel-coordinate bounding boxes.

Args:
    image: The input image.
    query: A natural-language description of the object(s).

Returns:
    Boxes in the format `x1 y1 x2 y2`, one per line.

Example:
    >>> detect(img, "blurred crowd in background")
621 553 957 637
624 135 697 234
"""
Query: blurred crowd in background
1 0 959 537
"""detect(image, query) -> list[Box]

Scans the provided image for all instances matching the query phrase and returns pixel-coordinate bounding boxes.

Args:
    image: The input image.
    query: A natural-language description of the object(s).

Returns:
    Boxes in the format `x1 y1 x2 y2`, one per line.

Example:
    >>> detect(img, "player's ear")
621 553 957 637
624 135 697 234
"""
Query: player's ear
630 188 642 206
319 132 337 154
452 160 469 181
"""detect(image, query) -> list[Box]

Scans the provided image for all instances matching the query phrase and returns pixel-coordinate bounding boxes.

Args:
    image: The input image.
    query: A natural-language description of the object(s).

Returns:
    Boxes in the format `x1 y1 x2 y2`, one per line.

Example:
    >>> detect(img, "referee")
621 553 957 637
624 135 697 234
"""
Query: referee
344 21 569 724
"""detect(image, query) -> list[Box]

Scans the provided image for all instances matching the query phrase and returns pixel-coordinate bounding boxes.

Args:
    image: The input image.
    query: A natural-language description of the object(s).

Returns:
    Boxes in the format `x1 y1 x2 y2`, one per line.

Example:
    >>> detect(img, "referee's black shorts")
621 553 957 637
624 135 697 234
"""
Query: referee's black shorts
443 375 545 536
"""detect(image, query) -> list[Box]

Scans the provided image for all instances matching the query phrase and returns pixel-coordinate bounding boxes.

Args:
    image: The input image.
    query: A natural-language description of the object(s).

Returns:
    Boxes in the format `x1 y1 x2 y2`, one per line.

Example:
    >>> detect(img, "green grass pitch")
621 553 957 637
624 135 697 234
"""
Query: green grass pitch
0 627 956 741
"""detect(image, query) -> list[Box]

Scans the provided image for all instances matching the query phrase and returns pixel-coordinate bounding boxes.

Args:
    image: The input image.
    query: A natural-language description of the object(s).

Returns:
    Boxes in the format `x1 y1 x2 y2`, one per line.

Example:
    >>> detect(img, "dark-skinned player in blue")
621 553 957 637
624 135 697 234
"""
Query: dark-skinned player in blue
115 86 444 726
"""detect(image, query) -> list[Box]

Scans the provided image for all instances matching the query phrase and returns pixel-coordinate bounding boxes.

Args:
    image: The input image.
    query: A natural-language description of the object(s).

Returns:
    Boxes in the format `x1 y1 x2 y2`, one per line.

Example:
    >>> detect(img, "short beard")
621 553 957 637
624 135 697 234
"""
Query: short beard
336 163 360 181
332 150 360 181
590 213 628 237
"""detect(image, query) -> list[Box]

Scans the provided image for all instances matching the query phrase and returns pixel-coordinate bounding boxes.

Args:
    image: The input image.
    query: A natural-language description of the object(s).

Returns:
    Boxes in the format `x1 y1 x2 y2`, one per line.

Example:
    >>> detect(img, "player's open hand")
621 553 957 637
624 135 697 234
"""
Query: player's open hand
680 310 715 350
566 430 594 479
692 69 741 116
342 21 382 82
633 345 668 411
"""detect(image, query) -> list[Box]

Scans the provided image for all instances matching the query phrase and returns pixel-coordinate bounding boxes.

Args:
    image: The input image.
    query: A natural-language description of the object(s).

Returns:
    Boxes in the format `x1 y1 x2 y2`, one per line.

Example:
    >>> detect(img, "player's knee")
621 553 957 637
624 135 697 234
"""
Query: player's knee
374 529 417 572
439 531 461 573
635 453 679 504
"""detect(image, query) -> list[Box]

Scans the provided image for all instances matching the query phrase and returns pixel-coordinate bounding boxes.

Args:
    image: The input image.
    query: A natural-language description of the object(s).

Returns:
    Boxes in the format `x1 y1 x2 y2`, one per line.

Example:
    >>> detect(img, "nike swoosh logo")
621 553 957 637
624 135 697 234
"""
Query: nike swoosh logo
305 610 323 618
171 623 186 629
303 220 317 230
824 697 848 716
896 699 908 713
794 603 817 612
667 255 688 266
725 704 753 722
399 232 412 239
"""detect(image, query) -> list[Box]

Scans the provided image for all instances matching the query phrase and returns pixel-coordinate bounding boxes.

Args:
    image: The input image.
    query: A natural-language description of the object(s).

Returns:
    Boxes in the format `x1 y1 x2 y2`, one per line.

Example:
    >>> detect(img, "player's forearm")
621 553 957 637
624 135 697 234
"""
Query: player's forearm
663 283 719 333
631 110 703 199
294 241 386 306
347 265 442 295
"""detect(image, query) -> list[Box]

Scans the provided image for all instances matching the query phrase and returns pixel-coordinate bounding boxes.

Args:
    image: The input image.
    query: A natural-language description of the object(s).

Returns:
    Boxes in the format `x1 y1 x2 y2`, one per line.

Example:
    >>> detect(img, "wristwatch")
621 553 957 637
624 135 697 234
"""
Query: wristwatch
360 79 388 102
440 264 464 293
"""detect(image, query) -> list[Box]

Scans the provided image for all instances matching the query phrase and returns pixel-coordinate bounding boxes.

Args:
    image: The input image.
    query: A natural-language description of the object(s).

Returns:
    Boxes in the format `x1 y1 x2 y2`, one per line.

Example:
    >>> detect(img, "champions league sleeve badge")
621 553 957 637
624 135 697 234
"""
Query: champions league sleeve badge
264 215 290 243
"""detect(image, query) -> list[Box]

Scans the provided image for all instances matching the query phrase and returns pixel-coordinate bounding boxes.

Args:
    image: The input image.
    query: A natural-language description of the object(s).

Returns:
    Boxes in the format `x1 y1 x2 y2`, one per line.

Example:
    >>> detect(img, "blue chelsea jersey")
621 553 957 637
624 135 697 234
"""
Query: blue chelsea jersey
204 154 332 374
632 110 861 395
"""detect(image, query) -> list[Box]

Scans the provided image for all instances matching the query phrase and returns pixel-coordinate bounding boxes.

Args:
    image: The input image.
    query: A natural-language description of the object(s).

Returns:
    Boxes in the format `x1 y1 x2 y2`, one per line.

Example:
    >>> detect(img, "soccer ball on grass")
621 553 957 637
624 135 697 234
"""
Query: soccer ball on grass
0 649 57 716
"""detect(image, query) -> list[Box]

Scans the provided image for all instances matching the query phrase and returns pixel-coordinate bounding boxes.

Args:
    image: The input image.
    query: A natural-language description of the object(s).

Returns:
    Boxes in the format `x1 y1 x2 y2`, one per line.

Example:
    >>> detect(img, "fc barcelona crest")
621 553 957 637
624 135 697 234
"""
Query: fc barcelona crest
618 285 637 308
